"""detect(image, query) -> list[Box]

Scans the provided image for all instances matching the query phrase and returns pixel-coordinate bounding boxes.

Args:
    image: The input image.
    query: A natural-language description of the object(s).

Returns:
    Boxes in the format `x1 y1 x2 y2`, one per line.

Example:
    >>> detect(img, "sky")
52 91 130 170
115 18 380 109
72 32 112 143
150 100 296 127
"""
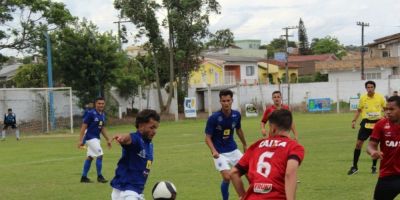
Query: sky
4 0 400 56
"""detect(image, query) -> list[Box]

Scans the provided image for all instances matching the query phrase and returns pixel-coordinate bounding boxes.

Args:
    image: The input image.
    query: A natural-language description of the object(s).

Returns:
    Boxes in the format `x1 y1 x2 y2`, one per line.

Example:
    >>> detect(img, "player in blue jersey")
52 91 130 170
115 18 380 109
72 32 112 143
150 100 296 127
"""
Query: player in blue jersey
110 109 160 200
1 108 20 141
78 97 112 183
205 89 247 200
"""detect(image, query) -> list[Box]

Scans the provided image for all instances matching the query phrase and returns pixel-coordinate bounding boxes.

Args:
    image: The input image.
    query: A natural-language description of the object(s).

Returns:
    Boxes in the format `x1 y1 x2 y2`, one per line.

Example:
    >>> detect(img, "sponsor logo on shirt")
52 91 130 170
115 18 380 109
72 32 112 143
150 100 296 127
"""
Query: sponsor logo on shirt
259 140 287 148
138 149 146 158
253 183 273 194
384 132 392 137
384 123 391 130
216 125 222 131
94 117 99 122
218 116 223 122
385 140 400 148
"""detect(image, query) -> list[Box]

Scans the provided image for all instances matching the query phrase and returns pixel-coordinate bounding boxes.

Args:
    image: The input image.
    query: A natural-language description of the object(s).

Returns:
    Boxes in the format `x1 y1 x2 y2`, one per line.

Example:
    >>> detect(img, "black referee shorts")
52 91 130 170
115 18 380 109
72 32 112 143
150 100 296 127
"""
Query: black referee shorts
358 119 379 141
3 123 17 130
374 176 400 200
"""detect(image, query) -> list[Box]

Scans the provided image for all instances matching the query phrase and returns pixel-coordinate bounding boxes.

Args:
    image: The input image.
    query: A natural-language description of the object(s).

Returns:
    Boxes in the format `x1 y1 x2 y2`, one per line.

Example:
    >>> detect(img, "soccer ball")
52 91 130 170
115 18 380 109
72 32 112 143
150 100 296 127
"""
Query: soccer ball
152 181 177 200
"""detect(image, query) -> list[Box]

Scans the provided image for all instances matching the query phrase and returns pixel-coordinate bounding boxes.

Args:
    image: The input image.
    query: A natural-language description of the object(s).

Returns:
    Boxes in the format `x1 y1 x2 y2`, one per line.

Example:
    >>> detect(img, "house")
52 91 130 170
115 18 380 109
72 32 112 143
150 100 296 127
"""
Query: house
316 33 400 82
125 45 147 57
234 40 261 49
189 55 262 87
288 54 337 75
0 63 22 87
257 60 299 84
366 32 400 58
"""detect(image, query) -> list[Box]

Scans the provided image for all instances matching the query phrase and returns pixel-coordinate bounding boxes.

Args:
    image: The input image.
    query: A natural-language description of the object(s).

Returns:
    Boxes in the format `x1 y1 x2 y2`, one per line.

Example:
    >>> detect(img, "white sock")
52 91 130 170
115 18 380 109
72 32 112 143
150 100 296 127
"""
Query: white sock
1 130 5 139
16 129 20 139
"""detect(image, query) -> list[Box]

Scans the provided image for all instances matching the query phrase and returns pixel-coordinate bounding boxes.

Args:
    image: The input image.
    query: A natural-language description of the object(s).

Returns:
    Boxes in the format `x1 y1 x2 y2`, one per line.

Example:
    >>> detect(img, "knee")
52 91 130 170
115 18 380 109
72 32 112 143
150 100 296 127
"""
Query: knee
87 156 93 161
97 156 103 160
355 141 364 149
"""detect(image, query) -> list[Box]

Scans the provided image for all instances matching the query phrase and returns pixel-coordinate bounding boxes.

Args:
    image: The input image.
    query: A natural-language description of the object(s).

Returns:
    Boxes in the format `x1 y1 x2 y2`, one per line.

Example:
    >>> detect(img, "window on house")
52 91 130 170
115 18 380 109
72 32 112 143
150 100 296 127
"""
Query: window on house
382 51 390 57
366 72 382 80
246 66 255 76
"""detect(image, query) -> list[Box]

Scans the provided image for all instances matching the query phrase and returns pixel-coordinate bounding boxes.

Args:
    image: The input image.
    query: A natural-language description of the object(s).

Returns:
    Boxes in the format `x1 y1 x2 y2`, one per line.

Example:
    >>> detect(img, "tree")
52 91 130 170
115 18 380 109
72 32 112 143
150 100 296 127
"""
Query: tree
207 29 234 48
115 0 220 113
265 38 297 58
298 18 310 55
0 1 74 56
13 63 47 87
311 36 346 59
52 20 125 107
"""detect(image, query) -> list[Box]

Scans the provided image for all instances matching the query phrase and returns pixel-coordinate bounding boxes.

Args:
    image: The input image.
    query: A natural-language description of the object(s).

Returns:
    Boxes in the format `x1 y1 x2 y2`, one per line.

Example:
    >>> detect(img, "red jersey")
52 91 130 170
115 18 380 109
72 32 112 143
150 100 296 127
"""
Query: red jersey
261 104 290 123
236 135 305 200
370 118 400 178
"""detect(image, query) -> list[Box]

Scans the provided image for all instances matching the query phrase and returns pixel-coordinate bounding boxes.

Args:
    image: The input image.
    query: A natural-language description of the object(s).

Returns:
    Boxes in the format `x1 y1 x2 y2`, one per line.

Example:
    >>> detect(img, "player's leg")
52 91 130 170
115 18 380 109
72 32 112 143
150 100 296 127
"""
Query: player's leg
111 188 123 200
13 125 20 140
373 177 400 200
86 138 107 183
121 190 144 200
1 125 8 140
214 154 231 200
348 123 368 175
81 156 93 183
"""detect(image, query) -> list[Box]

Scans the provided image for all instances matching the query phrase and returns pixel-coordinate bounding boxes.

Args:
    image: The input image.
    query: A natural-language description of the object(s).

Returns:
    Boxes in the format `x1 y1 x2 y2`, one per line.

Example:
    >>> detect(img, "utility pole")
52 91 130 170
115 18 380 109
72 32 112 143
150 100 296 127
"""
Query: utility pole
282 26 298 106
113 12 131 51
357 21 369 80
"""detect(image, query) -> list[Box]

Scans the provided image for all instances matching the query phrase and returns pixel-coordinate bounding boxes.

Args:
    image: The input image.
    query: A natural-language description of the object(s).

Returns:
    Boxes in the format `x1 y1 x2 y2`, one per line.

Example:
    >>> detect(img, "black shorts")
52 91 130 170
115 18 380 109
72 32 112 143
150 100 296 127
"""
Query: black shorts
3 124 17 130
374 176 400 200
358 119 379 141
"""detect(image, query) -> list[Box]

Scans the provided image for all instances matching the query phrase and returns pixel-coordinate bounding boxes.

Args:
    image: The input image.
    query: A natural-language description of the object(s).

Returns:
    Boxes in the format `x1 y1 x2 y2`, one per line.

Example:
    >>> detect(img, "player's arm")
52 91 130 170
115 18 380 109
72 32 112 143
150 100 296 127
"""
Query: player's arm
205 134 219 158
367 139 383 160
285 159 300 200
236 128 247 152
351 109 361 129
261 109 269 136
230 166 246 199
291 122 298 140
101 127 112 149
77 123 88 148
113 134 132 145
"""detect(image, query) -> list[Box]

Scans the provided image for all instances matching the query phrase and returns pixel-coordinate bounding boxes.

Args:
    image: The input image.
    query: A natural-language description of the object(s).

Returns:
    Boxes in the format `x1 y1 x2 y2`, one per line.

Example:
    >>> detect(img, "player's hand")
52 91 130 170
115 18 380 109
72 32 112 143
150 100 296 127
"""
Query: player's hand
370 150 383 160
107 139 112 149
351 121 356 129
261 128 267 137
243 144 247 153
212 151 219 159
77 141 84 149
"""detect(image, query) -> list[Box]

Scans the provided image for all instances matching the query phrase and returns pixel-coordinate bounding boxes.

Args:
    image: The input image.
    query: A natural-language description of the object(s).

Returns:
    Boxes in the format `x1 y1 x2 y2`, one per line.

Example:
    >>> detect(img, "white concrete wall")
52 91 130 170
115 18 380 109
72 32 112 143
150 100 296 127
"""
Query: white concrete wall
328 68 392 82
189 78 400 112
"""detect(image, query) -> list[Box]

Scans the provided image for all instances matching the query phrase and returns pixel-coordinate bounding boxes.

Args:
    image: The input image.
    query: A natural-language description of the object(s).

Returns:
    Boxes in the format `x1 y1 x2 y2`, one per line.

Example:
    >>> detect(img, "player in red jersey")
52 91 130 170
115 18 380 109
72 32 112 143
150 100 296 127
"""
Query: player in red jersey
368 96 400 200
261 91 298 139
231 109 305 200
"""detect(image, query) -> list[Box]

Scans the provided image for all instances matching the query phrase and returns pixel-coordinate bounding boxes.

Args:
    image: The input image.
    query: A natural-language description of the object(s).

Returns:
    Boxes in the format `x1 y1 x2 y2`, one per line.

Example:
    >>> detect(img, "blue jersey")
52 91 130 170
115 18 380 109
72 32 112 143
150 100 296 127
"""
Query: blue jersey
205 110 241 153
4 113 16 125
83 109 105 140
110 131 154 194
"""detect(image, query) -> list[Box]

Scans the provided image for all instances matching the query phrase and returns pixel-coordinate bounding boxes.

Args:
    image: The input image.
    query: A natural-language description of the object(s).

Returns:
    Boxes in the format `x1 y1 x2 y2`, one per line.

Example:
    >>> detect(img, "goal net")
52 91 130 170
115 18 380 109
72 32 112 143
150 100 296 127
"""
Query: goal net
0 87 74 134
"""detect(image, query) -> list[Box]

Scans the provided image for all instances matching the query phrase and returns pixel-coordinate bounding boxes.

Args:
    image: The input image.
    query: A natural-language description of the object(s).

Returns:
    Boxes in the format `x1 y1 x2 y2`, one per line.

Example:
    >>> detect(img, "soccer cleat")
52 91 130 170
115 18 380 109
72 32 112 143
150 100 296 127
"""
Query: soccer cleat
16 138 20 141
97 175 108 183
80 176 92 183
347 166 358 175
371 166 377 174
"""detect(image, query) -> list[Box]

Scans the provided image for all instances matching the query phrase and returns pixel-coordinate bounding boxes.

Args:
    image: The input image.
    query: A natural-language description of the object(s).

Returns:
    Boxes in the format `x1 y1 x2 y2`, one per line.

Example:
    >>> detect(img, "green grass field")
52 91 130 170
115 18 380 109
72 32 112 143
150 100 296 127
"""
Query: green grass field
0 113 398 200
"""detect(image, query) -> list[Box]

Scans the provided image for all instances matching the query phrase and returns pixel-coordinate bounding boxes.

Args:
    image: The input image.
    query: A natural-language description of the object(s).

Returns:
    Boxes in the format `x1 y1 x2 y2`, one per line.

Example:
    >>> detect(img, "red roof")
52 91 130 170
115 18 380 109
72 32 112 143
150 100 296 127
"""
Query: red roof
288 54 337 62
259 59 299 68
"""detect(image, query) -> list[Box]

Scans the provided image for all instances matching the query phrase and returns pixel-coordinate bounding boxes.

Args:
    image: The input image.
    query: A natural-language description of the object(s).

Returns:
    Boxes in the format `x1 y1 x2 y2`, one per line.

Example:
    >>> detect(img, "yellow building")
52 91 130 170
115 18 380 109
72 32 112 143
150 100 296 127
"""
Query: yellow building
189 60 224 87
258 60 299 84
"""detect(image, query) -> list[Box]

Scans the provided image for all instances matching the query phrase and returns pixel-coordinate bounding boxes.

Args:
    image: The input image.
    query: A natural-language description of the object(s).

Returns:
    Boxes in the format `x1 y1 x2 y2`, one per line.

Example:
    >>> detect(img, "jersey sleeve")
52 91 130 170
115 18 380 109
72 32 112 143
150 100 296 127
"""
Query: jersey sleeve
261 107 270 123
236 142 258 175
83 111 92 124
370 119 384 142
236 112 242 129
288 143 305 165
357 96 364 110
122 133 138 150
205 116 215 135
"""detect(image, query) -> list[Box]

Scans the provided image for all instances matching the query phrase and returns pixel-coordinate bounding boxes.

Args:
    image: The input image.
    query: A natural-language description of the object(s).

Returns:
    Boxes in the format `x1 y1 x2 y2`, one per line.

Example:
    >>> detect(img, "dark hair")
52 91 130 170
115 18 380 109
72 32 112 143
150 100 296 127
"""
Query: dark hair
95 97 105 103
387 96 400 108
135 109 160 128
269 109 292 130
365 80 376 88
272 91 281 96
7 108 12 112
219 89 233 98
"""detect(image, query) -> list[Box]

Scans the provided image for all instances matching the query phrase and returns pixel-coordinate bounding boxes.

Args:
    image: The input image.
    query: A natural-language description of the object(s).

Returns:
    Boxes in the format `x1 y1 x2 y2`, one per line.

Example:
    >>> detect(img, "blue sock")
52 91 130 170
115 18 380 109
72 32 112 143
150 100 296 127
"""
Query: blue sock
221 180 229 200
82 159 92 177
96 158 103 176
